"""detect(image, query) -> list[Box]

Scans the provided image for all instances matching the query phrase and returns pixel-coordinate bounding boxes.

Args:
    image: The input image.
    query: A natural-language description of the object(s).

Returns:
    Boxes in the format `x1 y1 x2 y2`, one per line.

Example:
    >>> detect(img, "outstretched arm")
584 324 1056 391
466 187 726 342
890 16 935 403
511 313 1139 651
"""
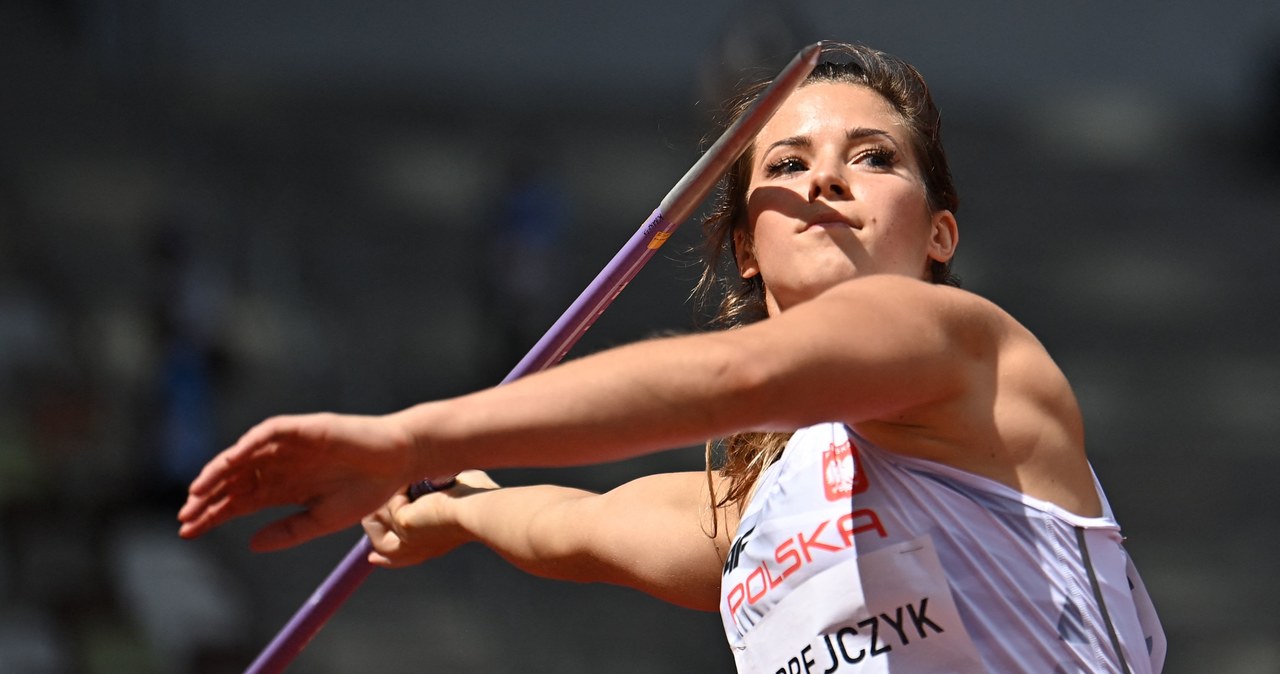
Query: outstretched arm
395 274 998 476
363 470 736 611
180 274 1001 548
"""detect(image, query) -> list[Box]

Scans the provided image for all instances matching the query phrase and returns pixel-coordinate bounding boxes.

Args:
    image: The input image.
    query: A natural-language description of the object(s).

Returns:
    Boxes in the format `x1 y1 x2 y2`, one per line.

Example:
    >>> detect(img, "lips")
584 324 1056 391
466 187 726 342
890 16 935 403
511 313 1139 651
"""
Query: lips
801 217 860 232
800 207 859 232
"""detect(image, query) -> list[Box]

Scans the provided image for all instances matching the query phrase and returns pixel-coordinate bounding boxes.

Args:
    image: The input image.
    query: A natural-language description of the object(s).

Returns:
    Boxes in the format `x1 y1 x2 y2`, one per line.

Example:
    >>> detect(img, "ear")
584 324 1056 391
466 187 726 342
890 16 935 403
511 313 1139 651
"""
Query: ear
733 228 760 279
927 210 958 264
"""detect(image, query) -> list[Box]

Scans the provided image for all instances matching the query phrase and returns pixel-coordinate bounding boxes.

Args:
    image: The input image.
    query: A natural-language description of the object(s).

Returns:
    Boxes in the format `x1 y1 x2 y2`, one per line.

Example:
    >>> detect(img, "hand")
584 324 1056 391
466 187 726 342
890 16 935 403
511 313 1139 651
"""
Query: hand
177 412 418 551
363 470 500 568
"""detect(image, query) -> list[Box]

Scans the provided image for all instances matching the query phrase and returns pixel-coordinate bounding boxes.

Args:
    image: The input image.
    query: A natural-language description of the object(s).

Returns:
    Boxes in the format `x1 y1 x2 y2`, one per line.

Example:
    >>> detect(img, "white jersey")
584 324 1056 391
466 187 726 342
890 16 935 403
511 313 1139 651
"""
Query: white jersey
719 423 1165 673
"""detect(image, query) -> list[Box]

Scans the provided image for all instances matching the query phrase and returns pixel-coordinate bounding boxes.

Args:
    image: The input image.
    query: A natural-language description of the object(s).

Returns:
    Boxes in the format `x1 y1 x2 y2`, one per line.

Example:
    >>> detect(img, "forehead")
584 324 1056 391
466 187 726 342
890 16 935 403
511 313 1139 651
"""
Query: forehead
754 82 903 150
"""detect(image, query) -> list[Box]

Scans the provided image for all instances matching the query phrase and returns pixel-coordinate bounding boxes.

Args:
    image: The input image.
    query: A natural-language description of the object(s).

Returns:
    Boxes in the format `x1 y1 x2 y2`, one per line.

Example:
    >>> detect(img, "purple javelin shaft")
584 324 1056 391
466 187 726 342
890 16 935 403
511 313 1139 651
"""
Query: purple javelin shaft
508 43 821 377
242 41 821 674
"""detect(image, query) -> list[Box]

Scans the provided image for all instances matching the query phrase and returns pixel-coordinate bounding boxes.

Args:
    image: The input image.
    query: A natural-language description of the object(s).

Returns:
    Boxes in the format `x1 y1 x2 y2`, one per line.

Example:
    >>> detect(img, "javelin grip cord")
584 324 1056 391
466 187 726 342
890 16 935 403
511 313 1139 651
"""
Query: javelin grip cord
242 41 820 674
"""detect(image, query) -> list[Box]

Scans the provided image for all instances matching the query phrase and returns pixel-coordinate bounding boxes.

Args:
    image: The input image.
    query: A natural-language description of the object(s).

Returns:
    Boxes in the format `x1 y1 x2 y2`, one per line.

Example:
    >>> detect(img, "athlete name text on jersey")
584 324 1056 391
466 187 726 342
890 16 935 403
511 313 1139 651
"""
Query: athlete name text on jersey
767 597 945 674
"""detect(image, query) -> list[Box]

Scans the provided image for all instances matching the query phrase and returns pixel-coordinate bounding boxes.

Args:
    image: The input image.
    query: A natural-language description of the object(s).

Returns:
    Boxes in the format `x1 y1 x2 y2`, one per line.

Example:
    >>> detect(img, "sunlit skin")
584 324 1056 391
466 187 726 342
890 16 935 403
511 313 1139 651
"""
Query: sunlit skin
736 82 957 315
177 77 1100 615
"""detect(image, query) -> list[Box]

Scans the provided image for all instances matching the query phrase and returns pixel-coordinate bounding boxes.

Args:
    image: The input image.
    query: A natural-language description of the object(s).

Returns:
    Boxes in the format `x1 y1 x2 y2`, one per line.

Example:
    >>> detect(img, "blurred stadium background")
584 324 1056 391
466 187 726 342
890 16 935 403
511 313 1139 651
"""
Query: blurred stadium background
2 1 1279 672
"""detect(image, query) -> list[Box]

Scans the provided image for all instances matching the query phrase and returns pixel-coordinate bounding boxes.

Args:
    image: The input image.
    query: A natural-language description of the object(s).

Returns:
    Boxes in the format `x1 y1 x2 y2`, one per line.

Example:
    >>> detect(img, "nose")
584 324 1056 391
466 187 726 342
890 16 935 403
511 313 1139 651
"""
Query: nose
808 163 850 201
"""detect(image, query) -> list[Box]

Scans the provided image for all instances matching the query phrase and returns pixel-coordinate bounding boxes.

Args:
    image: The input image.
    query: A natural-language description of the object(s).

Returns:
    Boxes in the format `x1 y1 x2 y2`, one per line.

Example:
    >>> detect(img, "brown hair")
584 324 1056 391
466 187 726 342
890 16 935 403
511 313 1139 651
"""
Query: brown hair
697 43 961 519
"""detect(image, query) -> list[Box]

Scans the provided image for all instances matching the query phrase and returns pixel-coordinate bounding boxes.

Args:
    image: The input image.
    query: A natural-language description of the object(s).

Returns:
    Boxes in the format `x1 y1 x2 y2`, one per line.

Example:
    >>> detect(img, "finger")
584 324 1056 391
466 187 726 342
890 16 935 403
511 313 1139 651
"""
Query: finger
180 461 252 521
360 490 406 530
197 414 312 489
225 416 299 461
179 482 268 539
180 458 278 528
178 492 235 539
187 428 285 499
363 519 404 560
178 511 209 539
367 548 411 569
178 491 207 526
189 464 327 545
384 492 411 515
186 449 241 498
391 498 431 534
361 507 393 541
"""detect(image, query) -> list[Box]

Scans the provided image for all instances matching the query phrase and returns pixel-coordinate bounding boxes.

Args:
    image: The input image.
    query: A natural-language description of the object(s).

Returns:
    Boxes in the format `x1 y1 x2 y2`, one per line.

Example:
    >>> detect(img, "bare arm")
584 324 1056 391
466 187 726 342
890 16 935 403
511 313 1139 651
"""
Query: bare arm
181 274 1001 547
403 274 997 478
363 471 736 611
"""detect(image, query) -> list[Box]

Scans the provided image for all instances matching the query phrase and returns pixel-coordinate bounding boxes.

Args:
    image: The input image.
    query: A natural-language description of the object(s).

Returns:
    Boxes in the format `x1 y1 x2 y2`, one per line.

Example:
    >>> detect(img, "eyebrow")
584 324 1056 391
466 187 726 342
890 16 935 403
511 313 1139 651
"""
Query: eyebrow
761 127 896 156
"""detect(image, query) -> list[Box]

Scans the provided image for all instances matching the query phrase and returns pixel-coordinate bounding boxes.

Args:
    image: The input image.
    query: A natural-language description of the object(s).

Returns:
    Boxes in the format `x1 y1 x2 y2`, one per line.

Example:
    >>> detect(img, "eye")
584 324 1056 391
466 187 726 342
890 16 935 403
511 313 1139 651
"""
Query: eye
854 147 897 169
764 156 808 177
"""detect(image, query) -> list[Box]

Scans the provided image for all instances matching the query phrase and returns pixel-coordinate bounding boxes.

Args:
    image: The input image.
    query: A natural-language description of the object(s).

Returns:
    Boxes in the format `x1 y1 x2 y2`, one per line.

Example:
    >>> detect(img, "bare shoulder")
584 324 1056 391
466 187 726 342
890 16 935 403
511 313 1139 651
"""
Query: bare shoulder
883 277 1077 417
845 279 1096 512
860 276 1049 350
815 275 1023 360
956 290 1096 514
923 283 1077 409
842 278 1079 449
819 275 1008 325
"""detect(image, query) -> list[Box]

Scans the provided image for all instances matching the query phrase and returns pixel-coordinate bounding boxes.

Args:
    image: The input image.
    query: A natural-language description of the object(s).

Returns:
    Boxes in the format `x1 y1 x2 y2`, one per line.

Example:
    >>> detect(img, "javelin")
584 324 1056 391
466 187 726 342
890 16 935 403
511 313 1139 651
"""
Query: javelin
242 41 821 674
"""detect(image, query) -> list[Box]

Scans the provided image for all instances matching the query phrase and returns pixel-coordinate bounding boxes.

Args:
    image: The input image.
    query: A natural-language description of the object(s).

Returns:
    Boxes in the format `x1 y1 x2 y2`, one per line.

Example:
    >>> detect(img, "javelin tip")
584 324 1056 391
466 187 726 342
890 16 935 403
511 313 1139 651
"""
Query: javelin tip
803 41 823 63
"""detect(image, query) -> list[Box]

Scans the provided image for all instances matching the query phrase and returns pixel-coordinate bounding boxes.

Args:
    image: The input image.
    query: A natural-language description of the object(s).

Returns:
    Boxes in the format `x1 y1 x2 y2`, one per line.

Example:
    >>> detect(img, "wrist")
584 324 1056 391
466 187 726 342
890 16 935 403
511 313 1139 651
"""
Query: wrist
385 403 429 484
439 476 500 547
387 399 465 483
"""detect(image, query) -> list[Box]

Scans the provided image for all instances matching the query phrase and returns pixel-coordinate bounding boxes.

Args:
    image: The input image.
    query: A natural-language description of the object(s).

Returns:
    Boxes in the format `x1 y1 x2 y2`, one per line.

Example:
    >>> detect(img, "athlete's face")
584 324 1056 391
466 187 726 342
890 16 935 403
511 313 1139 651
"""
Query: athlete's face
737 82 957 314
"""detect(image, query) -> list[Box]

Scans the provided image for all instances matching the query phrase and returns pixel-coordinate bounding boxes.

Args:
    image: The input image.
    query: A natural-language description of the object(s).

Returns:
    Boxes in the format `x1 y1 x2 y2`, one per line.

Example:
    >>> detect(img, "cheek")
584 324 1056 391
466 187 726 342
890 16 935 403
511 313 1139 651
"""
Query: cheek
744 188 776 224
879 185 934 234
746 181 810 222
743 192 787 250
